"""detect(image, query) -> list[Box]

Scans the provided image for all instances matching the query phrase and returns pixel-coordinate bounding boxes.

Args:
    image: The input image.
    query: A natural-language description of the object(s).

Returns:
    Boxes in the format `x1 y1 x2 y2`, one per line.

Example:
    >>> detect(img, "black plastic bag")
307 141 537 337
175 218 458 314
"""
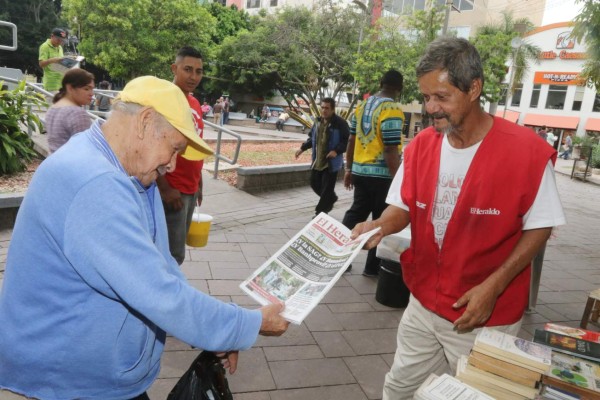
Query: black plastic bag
167 351 234 400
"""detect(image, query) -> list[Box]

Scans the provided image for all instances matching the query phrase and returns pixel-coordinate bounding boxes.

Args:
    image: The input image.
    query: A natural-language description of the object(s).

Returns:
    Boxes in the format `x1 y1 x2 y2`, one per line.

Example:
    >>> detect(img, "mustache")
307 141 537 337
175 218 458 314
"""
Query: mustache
429 113 449 120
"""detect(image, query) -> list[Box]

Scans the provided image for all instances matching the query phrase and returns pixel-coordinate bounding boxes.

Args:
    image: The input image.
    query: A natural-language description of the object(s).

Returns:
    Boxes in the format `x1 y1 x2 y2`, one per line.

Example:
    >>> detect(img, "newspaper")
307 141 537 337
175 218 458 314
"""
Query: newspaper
48 55 85 74
239 213 380 324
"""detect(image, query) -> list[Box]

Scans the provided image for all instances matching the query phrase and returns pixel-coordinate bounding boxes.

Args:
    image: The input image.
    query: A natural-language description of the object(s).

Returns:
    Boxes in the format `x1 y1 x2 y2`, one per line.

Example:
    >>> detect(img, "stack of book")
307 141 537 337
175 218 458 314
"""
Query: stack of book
456 328 552 399
414 373 494 400
533 323 600 400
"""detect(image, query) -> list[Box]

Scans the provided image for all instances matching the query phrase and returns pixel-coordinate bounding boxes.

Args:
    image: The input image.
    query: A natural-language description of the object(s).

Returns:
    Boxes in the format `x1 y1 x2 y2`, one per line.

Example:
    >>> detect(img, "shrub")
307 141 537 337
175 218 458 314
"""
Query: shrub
591 144 600 169
0 80 45 175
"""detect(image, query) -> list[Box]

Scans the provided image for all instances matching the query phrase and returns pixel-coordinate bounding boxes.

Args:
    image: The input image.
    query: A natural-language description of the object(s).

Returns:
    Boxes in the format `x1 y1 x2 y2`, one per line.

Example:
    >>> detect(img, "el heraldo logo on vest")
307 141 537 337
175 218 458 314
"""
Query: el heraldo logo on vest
470 207 501 215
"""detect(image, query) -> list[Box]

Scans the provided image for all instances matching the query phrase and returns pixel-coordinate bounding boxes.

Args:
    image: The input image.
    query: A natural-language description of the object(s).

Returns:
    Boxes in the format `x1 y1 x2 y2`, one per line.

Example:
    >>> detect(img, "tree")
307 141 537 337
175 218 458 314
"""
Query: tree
354 2 444 129
473 12 539 112
214 1 362 117
62 0 216 80
572 0 600 89
0 0 63 78
204 3 255 46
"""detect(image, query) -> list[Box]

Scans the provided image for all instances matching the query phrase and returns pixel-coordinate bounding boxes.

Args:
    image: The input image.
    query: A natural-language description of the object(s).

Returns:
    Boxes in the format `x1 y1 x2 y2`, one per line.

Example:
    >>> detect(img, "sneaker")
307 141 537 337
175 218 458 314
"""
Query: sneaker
362 269 379 277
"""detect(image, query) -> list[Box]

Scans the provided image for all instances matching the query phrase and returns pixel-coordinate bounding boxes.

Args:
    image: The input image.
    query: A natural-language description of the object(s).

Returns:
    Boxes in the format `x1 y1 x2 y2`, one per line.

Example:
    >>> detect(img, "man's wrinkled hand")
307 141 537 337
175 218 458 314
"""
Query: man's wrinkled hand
259 303 289 336
215 351 239 374
161 187 183 211
452 282 498 332
351 221 383 250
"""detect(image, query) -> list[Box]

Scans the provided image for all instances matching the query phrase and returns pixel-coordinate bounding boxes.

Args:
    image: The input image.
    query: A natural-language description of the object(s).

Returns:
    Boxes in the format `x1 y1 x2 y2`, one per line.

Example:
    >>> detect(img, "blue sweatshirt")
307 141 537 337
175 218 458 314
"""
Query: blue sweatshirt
0 125 262 400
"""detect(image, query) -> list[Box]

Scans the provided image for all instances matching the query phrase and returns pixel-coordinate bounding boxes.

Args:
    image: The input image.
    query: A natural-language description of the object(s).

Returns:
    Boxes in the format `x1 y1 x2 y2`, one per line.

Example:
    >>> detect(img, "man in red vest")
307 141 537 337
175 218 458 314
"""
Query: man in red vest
352 37 565 399
157 47 206 264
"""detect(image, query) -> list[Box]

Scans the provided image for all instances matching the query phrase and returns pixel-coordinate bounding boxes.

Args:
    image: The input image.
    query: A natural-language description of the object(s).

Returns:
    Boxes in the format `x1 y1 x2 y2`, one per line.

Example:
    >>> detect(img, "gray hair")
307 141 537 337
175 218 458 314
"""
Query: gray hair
416 37 484 94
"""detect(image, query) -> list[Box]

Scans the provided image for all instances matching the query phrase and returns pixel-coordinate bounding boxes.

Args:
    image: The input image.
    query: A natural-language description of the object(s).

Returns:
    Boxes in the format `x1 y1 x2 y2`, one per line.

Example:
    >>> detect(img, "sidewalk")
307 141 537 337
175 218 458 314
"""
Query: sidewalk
2 126 600 399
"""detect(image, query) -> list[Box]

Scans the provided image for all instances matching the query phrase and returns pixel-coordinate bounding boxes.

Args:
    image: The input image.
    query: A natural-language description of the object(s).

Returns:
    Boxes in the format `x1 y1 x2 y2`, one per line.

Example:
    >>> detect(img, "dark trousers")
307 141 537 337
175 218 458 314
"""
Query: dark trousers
342 175 392 274
310 168 339 215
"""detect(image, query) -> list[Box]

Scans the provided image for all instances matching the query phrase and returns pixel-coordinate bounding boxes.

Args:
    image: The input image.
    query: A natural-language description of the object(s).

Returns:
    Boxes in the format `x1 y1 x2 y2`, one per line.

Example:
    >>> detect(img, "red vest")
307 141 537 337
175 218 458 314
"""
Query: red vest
400 117 556 326
166 95 205 194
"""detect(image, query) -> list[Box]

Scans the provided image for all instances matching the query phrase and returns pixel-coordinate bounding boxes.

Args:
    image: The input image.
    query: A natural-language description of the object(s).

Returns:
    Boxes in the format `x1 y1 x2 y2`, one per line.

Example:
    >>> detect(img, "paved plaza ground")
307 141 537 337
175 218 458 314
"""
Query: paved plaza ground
0 127 598 399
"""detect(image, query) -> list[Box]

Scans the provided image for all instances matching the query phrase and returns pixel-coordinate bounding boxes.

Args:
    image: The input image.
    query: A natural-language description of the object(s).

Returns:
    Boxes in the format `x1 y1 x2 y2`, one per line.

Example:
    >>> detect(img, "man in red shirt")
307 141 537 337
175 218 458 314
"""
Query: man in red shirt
157 47 207 264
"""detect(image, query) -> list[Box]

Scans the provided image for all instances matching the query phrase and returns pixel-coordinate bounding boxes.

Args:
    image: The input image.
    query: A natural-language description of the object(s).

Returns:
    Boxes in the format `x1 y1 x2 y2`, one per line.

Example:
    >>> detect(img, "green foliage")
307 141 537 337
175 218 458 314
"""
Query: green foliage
214 0 362 117
0 0 64 78
473 12 539 104
204 2 255 45
62 0 216 79
0 80 43 175
354 5 444 104
572 0 600 89
591 144 600 169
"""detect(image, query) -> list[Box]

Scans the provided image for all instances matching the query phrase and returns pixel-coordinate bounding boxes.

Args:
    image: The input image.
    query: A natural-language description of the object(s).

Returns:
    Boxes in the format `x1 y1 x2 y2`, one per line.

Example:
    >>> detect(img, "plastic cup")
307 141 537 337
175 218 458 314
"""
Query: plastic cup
186 213 213 247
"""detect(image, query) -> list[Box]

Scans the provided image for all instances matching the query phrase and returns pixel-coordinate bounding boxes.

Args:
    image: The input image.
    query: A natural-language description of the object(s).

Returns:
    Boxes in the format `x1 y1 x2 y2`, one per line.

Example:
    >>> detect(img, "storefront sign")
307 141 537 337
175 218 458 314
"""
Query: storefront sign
538 30 586 60
534 71 585 85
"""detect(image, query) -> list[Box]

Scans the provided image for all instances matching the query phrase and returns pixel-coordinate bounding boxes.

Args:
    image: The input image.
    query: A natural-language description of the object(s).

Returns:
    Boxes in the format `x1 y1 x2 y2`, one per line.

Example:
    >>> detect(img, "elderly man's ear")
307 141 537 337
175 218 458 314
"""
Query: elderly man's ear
136 107 157 140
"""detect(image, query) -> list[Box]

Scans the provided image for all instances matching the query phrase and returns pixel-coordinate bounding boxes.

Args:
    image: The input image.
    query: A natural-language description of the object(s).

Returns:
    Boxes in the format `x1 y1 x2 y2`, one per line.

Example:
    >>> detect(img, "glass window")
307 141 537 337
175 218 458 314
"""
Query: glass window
545 85 567 110
511 84 523 107
530 84 541 108
247 0 260 8
593 94 600 112
414 0 426 10
498 86 507 106
453 0 473 10
270 0 277 6
572 85 585 111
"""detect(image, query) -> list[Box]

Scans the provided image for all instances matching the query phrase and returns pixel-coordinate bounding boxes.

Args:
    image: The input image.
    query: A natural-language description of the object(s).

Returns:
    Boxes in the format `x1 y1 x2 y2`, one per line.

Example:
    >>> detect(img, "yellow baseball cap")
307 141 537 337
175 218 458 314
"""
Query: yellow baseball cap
117 76 213 161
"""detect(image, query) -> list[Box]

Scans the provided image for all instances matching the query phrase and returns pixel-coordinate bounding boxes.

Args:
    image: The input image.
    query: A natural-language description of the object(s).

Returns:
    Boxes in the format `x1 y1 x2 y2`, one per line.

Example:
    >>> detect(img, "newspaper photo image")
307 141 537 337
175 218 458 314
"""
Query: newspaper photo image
240 213 380 324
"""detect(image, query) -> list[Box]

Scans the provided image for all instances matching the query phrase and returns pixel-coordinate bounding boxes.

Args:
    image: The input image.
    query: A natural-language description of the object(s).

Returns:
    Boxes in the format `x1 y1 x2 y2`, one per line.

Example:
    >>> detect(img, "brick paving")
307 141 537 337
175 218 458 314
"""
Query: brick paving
0 136 599 399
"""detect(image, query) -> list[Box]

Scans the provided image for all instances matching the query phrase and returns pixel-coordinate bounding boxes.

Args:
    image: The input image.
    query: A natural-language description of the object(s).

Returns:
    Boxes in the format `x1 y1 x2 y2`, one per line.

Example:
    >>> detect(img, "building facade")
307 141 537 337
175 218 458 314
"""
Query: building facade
498 22 599 141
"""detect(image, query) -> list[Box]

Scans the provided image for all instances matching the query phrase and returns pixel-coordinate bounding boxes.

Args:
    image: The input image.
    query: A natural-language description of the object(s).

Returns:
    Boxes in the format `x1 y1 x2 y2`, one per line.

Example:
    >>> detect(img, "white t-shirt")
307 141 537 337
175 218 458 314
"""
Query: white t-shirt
386 135 566 248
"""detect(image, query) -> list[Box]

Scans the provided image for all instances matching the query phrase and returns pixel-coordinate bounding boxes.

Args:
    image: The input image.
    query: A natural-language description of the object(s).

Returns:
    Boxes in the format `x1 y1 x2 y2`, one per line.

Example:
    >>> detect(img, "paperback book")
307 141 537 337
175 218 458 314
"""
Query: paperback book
534 329 600 363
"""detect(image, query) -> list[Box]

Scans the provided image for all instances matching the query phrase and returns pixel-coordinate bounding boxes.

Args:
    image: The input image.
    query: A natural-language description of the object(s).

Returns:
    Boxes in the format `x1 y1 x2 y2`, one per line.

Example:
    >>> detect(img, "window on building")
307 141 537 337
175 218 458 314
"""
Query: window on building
545 85 567 110
247 0 260 8
593 94 600 112
215 0 226 5
270 0 278 6
448 26 471 39
572 85 585 111
511 84 523 107
453 0 474 11
529 84 541 108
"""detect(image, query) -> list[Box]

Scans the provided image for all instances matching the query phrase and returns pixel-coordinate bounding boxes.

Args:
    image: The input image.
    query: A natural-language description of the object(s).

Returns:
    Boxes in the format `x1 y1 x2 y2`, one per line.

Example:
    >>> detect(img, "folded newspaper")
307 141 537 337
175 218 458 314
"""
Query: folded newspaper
48 55 85 74
239 213 380 324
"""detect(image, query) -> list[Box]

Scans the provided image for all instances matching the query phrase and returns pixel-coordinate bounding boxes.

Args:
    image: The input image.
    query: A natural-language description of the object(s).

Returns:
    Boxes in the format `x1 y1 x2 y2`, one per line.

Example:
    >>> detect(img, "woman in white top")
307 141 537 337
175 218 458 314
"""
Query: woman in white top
45 69 94 153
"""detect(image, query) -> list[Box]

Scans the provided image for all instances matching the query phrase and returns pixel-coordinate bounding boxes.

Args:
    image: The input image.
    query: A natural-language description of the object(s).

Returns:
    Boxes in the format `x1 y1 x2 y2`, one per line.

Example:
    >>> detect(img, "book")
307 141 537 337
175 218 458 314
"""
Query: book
541 352 600 399
541 385 582 400
473 328 553 373
457 355 540 399
534 329 600 363
468 350 542 388
48 55 85 74
414 373 495 400
544 323 600 344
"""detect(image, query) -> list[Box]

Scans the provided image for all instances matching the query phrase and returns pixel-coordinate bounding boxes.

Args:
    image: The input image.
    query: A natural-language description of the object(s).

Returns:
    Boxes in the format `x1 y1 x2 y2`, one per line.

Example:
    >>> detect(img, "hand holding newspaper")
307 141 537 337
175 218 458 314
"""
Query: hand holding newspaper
240 213 380 324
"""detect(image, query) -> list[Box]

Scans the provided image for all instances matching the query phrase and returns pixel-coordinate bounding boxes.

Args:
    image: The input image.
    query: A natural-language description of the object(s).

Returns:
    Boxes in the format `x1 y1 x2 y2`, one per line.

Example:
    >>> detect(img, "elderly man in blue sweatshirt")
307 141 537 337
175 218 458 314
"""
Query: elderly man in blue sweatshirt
0 76 289 400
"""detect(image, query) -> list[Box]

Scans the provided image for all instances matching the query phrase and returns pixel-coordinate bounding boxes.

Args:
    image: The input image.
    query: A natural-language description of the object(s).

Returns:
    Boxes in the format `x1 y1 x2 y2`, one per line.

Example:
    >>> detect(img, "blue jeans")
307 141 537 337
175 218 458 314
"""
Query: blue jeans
163 192 199 264
559 147 572 159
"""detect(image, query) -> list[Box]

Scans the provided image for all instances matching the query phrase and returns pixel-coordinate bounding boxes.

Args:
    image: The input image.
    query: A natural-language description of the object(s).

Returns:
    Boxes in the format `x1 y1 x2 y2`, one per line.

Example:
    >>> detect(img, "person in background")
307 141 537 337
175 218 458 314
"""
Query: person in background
94 80 112 113
537 125 548 140
559 134 572 160
275 108 290 131
342 70 404 277
222 96 230 125
45 68 94 153
201 101 212 119
213 98 223 125
157 46 206 265
260 104 271 122
295 98 349 217
38 28 68 93
350 37 565 399
0 76 289 400
546 128 557 148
